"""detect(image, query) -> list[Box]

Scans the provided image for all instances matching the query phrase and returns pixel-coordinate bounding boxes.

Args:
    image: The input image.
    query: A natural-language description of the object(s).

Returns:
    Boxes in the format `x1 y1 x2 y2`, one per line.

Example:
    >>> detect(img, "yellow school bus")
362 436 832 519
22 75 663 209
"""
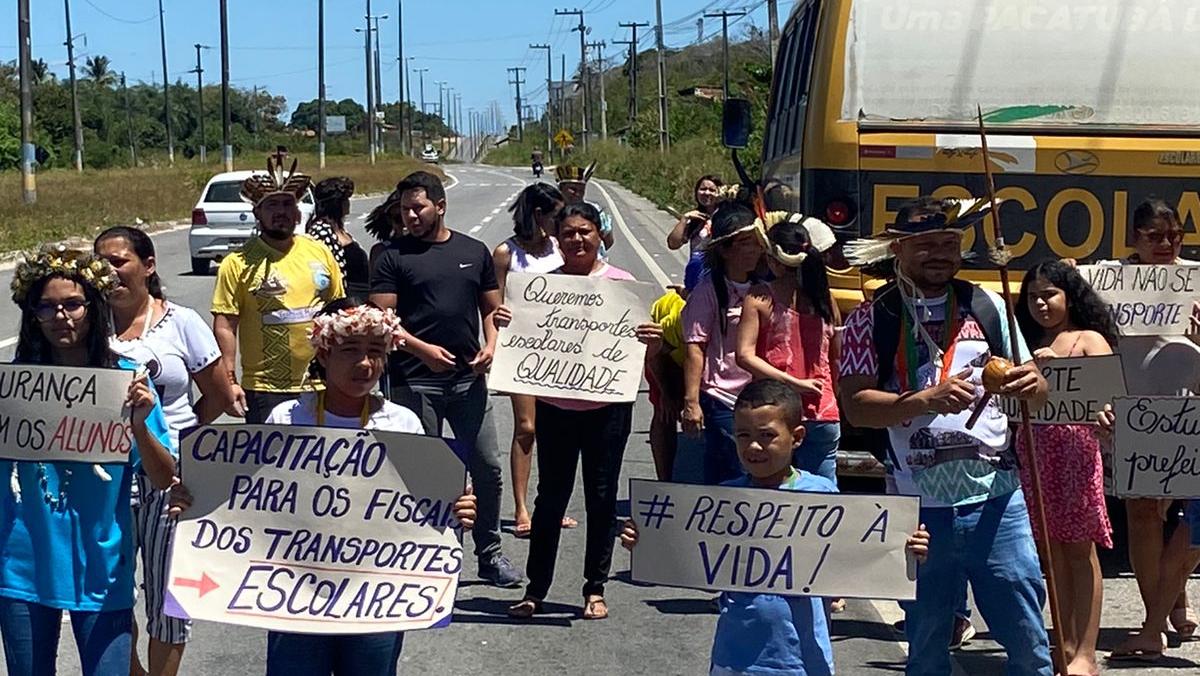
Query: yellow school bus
760 0 1200 476
763 0 1200 317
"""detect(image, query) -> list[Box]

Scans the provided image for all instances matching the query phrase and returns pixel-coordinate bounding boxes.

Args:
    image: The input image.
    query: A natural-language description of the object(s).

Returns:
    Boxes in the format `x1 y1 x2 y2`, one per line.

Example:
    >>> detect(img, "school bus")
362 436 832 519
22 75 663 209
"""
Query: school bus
759 0 1200 476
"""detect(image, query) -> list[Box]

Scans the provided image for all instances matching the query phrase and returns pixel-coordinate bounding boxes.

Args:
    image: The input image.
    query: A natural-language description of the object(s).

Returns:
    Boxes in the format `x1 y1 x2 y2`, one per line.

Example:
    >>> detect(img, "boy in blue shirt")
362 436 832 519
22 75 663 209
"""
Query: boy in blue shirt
623 380 930 675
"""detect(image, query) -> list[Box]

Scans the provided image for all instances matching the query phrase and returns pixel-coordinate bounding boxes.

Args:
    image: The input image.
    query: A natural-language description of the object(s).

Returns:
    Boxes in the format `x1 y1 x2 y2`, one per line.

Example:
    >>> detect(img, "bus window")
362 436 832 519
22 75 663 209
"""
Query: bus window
765 1 821 162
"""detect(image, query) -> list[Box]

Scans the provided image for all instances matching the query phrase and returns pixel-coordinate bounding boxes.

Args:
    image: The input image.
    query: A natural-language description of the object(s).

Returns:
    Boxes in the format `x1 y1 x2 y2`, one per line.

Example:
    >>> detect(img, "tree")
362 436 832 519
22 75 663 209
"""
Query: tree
84 55 115 87
30 59 51 84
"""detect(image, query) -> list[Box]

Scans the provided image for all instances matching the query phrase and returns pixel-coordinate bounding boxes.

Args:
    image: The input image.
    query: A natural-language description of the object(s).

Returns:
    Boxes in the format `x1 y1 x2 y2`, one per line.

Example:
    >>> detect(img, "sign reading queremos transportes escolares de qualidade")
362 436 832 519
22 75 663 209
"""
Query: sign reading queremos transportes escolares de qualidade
165 425 468 634
0 364 135 464
628 479 921 601
1112 396 1200 498
491 271 659 403
1079 264 1200 336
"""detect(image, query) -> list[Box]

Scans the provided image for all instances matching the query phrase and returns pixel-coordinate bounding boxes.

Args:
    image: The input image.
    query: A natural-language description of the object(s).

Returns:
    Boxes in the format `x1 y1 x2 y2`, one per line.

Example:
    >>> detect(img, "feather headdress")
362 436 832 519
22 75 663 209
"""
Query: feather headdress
842 197 999 267
758 211 837 266
555 161 596 185
240 147 312 206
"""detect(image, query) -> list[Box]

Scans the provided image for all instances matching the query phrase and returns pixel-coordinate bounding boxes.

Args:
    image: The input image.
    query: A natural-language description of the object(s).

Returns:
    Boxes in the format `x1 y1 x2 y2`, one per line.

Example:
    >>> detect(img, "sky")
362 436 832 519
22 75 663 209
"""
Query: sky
5 0 774 126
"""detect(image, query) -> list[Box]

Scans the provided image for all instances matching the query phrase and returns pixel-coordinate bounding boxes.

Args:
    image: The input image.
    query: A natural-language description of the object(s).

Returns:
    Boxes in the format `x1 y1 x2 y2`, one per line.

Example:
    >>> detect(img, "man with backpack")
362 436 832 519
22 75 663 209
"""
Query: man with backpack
836 196 1053 676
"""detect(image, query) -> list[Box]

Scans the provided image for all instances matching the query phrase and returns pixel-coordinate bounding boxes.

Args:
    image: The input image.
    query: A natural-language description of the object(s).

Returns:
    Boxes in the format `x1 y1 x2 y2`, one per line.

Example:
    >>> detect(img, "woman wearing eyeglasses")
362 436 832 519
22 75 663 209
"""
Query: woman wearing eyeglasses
1101 198 1200 653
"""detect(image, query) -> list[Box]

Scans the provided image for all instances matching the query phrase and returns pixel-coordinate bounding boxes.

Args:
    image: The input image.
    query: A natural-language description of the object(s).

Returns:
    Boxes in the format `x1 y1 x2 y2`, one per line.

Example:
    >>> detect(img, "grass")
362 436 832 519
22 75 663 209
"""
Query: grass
0 153 438 253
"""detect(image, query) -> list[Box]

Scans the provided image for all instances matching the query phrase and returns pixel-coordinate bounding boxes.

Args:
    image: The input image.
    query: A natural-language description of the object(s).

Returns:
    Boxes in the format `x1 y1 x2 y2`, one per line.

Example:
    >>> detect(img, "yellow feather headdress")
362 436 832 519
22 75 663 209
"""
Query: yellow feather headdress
240 147 312 206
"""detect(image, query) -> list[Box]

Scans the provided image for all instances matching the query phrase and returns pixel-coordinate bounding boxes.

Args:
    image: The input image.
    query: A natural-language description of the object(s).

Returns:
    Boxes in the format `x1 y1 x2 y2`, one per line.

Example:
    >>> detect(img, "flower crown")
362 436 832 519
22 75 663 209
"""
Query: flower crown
308 305 406 353
10 244 120 305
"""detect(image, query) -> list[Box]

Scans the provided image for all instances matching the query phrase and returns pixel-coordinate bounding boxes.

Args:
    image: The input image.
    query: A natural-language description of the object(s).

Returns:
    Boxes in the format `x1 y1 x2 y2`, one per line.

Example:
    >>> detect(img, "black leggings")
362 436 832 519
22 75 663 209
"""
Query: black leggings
525 401 632 600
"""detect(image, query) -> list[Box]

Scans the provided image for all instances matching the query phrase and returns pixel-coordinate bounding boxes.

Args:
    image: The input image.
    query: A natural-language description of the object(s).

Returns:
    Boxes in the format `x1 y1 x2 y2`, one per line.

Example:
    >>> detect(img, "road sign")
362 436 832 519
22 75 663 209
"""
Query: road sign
325 115 346 134
554 129 574 148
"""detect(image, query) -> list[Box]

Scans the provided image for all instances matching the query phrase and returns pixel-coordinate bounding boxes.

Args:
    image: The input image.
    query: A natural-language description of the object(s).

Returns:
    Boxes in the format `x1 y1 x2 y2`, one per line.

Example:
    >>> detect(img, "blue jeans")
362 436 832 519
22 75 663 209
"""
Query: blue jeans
700 393 742 485
904 490 1051 676
0 598 131 676
793 421 839 484
266 631 404 676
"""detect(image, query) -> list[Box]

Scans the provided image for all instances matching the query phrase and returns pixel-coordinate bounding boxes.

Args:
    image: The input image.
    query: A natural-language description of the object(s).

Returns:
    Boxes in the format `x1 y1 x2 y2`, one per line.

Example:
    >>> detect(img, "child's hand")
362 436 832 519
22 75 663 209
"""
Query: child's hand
453 485 477 530
167 478 194 519
493 304 513 329
905 524 930 564
1095 403 1115 442
619 519 640 551
1032 347 1059 363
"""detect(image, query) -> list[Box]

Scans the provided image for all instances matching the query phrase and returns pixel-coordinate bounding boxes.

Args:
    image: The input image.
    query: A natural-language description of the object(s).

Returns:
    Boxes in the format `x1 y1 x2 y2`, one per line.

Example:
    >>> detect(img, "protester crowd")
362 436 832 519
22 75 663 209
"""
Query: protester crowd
2 146 1200 676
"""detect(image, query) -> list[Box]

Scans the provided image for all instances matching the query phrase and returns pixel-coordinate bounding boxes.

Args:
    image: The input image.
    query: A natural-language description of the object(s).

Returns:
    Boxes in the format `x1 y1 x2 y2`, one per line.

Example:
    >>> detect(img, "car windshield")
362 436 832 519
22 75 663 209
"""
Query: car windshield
204 181 244 203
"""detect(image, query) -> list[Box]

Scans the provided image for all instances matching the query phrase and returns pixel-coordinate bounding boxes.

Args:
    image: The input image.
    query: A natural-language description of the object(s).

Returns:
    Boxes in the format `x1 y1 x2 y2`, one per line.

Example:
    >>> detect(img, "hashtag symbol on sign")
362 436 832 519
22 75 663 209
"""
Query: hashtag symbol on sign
637 494 675 529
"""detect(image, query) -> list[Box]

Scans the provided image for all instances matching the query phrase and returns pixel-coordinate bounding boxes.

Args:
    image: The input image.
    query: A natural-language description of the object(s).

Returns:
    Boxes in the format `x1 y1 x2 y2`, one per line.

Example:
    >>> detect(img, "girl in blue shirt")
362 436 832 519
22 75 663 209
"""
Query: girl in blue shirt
0 246 176 676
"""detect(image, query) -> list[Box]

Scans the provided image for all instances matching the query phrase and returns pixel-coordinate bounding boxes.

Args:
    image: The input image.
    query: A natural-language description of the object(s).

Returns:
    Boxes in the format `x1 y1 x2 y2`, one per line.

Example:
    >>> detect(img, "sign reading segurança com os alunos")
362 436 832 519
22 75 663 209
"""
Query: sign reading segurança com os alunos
628 479 921 600
0 364 135 464
165 425 468 634
491 271 659 403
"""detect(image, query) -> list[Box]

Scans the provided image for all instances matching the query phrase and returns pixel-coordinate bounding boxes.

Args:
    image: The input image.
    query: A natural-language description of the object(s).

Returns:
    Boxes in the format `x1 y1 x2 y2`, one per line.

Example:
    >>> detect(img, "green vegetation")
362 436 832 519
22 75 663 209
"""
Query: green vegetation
486 30 771 213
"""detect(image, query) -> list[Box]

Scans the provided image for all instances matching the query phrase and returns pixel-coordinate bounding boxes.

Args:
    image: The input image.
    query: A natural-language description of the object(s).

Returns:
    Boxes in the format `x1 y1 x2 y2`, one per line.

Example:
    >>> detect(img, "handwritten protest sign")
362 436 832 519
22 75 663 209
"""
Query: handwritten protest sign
491 271 659 403
998 354 1126 424
1112 396 1200 498
1079 264 1200 335
628 479 921 600
165 425 467 634
0 364 134 464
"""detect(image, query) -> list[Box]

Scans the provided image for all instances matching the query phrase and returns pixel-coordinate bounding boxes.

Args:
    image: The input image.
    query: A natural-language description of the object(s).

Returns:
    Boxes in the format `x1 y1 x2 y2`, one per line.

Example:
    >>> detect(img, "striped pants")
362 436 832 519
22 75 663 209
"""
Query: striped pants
134 474 192 644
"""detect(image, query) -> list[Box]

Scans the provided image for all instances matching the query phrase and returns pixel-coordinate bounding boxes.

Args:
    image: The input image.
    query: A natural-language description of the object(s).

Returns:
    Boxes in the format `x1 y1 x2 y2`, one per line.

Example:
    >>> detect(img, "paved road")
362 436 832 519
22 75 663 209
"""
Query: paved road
5 163 1200 675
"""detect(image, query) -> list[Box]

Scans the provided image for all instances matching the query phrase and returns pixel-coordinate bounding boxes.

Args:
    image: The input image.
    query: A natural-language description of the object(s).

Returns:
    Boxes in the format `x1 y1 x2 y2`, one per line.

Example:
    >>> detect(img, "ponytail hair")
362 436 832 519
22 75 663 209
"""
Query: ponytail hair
765 219 834 324
94 226 165 300
509 183 563 240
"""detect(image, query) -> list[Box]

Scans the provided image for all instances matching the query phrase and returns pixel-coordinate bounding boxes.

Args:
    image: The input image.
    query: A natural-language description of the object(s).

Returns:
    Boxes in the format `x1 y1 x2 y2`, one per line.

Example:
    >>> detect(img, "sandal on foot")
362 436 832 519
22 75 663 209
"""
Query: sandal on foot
582 595 608 620
1107 647 1163 663
1171 606 1199 639
562 516 578 529
513 521 532 539
507 597 542 618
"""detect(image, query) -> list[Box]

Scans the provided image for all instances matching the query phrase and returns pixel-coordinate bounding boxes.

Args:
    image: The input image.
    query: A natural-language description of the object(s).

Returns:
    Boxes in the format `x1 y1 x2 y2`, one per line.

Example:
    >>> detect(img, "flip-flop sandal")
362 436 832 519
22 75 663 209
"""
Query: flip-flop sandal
513 522 532 539
1107 648 1163 663
582 596 608 620
507 597 542 619
562 516 578 529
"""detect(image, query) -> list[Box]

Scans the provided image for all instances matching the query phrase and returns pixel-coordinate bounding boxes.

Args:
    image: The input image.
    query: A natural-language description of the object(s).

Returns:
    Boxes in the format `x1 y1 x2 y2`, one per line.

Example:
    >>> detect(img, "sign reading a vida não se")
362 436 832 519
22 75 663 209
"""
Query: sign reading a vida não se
627 479 921 600
1112 396 1200 498
998 354 1126 424
0 364 135 464
165 425 468 634
491 271 659 403
1080 264 1200 336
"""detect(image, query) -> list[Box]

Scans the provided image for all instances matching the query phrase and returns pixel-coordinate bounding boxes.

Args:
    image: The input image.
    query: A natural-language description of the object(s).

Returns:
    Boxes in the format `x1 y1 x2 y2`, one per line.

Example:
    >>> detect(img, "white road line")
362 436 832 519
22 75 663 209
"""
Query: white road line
491 208 502 215
481 216 494 224
469 225 483 233
592 180 672 288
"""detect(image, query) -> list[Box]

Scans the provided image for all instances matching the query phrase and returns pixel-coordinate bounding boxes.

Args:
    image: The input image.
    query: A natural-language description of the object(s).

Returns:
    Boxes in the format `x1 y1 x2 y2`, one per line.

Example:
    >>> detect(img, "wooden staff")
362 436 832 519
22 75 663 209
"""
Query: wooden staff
977 105 1068 676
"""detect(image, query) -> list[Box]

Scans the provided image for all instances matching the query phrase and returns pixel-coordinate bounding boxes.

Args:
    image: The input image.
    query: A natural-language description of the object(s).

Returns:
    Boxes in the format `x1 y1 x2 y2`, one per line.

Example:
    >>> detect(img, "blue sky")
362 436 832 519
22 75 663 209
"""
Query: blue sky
5 0 773 124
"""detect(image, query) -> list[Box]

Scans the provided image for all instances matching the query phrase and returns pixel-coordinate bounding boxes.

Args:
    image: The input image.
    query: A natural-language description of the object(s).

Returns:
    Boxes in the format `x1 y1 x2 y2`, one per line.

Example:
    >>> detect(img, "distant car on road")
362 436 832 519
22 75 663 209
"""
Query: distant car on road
420 144 440 163
188 170 315 275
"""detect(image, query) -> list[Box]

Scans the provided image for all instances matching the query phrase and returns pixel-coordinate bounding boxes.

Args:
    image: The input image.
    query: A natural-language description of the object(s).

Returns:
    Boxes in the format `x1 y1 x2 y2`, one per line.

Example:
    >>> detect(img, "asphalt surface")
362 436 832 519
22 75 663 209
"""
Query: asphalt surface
4 163 1199 675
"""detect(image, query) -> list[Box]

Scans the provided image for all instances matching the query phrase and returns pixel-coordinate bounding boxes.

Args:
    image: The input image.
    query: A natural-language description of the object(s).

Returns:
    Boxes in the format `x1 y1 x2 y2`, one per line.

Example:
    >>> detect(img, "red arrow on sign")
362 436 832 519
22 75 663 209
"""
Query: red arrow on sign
173 573 219 598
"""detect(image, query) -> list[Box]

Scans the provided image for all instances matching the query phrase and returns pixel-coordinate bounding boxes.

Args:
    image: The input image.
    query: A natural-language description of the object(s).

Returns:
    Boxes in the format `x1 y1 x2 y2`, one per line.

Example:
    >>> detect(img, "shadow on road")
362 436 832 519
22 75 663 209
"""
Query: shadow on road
451 597 575 627
643 598 719 615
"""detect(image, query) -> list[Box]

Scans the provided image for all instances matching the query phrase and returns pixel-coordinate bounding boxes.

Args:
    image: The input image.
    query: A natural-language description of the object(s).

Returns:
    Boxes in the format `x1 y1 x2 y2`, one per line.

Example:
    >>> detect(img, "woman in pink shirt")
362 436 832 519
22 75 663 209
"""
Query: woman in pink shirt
501 202 663 622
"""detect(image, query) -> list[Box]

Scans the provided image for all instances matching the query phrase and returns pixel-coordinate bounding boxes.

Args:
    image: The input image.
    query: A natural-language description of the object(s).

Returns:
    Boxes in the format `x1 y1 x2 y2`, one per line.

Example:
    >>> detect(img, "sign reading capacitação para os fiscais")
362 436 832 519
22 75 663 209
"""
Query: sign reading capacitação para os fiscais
165 425 468 635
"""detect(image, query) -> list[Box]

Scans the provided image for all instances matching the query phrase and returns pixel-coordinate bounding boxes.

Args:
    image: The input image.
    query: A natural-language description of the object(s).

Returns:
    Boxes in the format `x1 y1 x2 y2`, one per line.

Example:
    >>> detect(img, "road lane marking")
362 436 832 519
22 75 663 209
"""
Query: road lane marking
470 225 483 233
591 180 672 288
491 208 502 214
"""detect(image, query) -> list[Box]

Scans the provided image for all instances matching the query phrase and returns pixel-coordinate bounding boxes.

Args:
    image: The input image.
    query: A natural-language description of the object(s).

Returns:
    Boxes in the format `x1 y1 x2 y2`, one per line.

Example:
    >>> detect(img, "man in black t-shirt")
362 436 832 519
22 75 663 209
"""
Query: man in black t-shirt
370 171 521 588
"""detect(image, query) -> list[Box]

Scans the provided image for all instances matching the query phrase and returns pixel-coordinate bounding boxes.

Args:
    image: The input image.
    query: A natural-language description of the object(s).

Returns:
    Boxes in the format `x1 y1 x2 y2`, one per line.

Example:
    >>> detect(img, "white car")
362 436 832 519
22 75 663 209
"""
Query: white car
188 170 315 275
420 144 440 163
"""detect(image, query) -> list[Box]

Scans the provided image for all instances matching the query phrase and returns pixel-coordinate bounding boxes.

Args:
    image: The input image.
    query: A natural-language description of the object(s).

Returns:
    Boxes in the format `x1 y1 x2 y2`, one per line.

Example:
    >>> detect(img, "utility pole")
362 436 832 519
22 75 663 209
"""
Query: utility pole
507 67 526 142
587 41 608 140
397 0 406 155
191 43 211 163
157 0 174 165
121 72 137 166
556 8 589 151
705 9 746 100
63 0 84 172
435 80 446 153
654 0 669 151
18 0 35 203
415 67 428 139
406 58 417 152
618 21 649 121
530 43 552 154
219 0 233 170
362 0 375 163
767 0 780 66
318 0 326 167
368 14 388 154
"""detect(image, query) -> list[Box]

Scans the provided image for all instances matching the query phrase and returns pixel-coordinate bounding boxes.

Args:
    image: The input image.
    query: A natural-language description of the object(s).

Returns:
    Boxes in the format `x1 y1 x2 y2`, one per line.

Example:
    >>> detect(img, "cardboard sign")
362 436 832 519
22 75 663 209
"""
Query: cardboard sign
628 479 921 600
998 354 1127 424
491 271 658 403
0 364 134 464
1112 396 1200 498
1079 264 1200 335
165 425 467 634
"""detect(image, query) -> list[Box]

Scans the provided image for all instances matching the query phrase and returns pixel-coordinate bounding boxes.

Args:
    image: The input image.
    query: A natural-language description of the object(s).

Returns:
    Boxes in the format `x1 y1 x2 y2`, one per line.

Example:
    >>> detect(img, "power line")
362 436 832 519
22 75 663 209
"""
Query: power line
81 0 155 24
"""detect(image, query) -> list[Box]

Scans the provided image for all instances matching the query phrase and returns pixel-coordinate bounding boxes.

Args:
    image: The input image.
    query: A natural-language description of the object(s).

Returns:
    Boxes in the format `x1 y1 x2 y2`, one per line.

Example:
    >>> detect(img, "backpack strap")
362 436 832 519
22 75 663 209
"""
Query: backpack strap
951 278 1009 362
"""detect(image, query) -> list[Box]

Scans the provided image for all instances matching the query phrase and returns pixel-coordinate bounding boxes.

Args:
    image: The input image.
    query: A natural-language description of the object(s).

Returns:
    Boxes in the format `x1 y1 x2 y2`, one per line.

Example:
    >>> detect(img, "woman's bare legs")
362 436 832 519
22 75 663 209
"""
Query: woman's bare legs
510 394 537 535
1053 539 1102 675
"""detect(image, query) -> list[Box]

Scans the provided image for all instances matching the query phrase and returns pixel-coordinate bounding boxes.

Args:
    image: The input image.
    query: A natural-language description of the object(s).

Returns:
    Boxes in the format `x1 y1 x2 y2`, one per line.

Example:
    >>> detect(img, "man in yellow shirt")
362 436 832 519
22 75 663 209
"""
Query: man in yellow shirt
211 151 344 422
646 287 687 480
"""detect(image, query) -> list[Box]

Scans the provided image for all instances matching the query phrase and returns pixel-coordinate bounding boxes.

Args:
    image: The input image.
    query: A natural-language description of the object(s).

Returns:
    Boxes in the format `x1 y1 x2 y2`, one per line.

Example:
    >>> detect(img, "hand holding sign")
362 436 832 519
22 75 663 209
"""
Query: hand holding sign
1079 264 1200 335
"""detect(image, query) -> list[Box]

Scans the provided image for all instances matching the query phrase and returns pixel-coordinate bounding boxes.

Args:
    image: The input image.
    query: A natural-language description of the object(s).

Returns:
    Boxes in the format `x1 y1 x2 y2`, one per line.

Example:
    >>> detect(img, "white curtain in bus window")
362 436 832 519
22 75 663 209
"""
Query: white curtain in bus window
843 0 1200 127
